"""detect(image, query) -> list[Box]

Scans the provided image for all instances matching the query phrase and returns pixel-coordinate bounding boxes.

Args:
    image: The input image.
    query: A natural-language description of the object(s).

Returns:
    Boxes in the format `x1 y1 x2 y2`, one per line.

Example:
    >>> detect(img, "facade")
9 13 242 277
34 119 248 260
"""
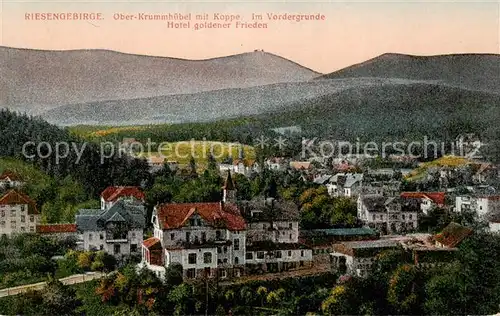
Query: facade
455 195 500 217
330 240 399 278
75 200 146 258
264 158 287 171
219 159 259 177
100 186 145 211
36 224 77 240
400 192 446 215
357 194 419 235
0 190 39 236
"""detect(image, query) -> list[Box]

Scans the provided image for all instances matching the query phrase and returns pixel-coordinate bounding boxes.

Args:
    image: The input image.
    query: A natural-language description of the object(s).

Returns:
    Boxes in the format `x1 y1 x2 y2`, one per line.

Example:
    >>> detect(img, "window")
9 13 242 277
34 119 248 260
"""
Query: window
1 210 4 217
202 232 206 242
189 218 195 226
217 247 221 254
223 258 228 263
257 251 264 259
20 205 25 212
289 223 293 229
10 210 15 217
170 233 175 240
20 215 25 223
203 252 212 264
132 232 136 238
188 253 197 264
372 215 376 221
219 269 227 279
288 251 292 257
379 215 383 220
223 246 228 253
10 221 15 229
89 234 93 241
186 232 191 242
289 234 292 240
114 244 121 254
187 268 196 279
29 215 34 222
402 214 405 220
216 230 221 240
100 245 104 250
301 250 304 257
234 257 239 264
409 214 413 220
100 234 104 240
276 251 282 258
20 227 25 232
29 226 34 232
131 244 138 252
246 252 253 260
234 239 240 251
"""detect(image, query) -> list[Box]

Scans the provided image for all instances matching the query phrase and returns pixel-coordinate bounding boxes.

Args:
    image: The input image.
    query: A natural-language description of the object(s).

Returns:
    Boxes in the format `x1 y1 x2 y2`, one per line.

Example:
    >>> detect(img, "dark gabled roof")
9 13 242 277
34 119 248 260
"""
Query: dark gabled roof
401 192 446 205
76 200 145 232
433 222 473 248
360 194 388 212
238 197 300 222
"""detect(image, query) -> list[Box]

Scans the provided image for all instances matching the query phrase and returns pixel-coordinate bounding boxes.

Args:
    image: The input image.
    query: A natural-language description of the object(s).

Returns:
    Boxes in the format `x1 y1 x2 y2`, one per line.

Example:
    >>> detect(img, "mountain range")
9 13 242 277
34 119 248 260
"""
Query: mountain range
1 47 499 131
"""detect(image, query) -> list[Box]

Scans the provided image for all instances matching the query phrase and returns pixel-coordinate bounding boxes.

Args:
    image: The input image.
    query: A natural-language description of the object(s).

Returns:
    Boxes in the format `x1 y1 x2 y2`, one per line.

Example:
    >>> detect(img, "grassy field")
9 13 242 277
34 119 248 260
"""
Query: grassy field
138 140 256 166
405 155 474 181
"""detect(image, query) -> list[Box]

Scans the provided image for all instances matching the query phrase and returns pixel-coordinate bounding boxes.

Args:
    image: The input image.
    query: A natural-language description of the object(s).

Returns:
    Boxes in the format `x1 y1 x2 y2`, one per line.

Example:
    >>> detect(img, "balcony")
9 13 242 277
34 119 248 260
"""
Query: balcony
106 238 128 243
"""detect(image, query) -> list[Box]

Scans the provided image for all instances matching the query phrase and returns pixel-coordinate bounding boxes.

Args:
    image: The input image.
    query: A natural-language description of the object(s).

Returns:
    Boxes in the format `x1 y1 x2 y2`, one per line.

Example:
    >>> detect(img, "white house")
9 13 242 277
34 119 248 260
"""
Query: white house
0 171 24 189
75 199 146 258
265 158 287 171
100 186 145 211
455 195 500 217
489 215 500 233
357 194 419 235
0 190 40 236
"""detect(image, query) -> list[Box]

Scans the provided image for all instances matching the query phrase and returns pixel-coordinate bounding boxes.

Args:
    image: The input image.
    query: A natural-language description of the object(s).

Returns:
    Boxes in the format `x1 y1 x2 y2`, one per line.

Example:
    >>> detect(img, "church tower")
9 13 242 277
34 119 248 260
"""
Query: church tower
222 171 237 203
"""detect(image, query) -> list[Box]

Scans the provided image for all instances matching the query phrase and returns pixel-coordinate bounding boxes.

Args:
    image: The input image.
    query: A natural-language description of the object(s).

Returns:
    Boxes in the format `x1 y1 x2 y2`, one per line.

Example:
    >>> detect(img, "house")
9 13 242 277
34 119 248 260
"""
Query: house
140 172 313 280
0 171 24 189
400 192 446 215
330 240 400 277
147 156 166 173
488 213 500 233
219 159 259 177
326 173 363 198
455 194 500 217
313 174 332 185
300 228 378 264
0 190 39 236
433 222 473 248
100 186 145 211
357 194 419 235
75 200 146 258
36 224 77 240
265 157 287 171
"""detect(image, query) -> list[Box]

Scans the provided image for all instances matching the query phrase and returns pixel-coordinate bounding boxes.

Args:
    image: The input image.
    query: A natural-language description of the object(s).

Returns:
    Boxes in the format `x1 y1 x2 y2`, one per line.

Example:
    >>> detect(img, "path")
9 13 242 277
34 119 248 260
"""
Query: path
0 272 106 298
223 264 331 285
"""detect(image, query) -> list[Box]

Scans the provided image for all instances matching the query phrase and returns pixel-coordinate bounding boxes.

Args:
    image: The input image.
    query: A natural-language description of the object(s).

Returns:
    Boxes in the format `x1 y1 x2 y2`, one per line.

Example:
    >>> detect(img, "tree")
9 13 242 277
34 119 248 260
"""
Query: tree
387 264 420 314
39 276 82 315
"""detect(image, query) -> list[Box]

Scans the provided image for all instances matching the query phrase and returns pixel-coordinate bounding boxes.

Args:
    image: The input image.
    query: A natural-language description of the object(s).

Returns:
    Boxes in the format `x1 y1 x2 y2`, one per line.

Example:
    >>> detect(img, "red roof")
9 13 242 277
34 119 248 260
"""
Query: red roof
0 190 38 214
0 170 21 181
156 202 246 231
101 186 145 202
143 237 162 250
36 224 77 234
401 192 445 205
434 222 473 248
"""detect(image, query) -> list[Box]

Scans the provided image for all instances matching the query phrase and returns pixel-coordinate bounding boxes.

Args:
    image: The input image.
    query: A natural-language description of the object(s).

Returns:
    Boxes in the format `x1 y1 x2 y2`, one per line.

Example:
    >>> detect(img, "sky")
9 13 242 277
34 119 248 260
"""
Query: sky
0 0 499 73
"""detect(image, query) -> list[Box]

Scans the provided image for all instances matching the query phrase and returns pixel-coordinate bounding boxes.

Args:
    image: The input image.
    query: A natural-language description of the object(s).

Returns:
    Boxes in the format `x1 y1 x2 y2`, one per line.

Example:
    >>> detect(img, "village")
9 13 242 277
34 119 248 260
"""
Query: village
1 133 499 285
